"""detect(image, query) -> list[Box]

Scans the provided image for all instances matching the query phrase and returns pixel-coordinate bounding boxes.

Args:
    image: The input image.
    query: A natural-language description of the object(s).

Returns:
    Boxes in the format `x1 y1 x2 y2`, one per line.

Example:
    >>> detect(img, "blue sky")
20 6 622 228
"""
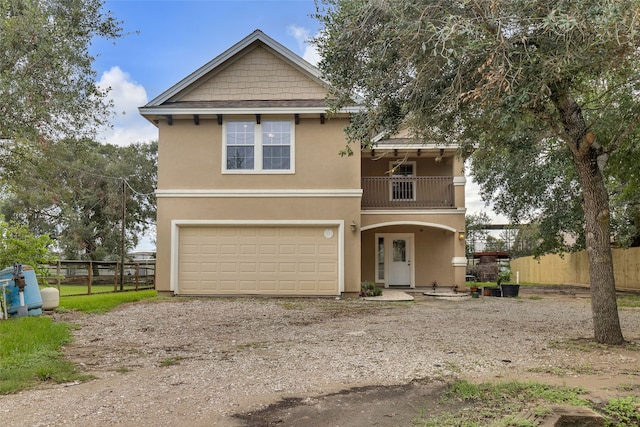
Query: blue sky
91 0 322 147
88 0 505 250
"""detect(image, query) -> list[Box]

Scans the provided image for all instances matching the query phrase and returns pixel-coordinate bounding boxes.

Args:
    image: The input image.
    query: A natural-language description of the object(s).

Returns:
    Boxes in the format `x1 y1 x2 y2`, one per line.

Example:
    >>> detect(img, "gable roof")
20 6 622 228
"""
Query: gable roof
140 30 361 117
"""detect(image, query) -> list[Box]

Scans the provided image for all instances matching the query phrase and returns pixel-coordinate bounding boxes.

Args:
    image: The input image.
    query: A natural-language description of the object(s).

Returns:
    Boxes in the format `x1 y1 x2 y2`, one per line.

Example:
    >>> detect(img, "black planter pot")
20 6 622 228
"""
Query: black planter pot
490 288 502 297
501 284 520 297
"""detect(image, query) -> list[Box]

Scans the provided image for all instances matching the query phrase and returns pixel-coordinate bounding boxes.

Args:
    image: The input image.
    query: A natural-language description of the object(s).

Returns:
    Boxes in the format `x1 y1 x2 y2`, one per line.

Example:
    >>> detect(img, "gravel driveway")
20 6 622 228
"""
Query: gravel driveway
2 288 639 426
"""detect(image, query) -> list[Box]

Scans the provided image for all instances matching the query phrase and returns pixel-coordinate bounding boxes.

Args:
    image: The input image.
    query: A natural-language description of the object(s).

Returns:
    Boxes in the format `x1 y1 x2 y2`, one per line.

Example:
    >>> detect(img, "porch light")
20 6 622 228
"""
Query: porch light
351 221 358 232
458 231 465 240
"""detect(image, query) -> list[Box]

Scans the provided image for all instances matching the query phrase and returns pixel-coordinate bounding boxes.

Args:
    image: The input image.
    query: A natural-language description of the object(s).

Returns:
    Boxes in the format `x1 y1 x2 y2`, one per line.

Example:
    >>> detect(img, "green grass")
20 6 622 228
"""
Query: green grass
414 380 590 426
159 356 184 367
414 380 640 426
600 396 640 426
0 317 90 394
42 283 154 296
0 289 158 394
618 294 640 308
58 289 157 313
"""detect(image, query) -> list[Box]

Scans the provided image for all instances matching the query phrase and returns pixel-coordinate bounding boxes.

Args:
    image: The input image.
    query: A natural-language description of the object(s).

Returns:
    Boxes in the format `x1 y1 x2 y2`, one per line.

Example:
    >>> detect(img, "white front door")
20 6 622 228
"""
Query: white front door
381 234 414 287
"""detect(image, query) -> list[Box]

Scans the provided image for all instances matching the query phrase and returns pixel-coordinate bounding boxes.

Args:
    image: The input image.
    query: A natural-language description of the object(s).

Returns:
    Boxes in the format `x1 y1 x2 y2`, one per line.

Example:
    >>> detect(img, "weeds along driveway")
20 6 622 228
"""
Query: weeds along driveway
2 290 640 427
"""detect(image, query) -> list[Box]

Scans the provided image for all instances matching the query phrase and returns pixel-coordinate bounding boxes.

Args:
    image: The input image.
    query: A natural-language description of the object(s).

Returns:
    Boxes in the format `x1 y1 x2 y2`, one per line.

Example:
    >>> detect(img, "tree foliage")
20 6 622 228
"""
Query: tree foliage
0 0 122 144
314 0 640 343
0 217 55 277
465 212 490 257
0 139 157 261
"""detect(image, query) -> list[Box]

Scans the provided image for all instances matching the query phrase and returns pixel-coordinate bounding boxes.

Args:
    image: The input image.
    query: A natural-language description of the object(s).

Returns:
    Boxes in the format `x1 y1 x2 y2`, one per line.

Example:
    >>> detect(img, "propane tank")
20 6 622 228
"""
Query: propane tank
40 287 60 310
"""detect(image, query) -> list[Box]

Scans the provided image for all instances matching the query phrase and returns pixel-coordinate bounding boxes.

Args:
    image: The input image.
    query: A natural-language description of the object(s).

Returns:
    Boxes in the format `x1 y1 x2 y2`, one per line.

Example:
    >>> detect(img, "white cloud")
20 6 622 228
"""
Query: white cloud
96 66 158 146
287 25 321 66
465 178 508 223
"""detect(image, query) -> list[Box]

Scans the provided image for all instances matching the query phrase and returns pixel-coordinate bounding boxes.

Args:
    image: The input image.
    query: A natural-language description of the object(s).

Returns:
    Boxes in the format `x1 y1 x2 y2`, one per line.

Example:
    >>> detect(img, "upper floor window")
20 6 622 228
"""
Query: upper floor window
223 120 294 173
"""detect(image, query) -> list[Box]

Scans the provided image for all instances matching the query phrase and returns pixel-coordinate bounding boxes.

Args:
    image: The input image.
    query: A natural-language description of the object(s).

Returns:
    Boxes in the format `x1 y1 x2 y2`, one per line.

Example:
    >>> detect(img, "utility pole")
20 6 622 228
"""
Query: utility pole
120 178 126 291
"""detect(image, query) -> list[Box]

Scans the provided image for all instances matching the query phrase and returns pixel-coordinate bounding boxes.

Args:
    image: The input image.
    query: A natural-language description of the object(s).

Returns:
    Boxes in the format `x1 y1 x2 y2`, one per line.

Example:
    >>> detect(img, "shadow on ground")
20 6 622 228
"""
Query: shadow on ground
233 379 463 427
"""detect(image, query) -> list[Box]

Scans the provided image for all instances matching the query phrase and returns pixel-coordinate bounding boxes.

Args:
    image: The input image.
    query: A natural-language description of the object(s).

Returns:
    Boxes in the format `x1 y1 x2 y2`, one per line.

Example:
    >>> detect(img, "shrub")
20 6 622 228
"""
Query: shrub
360 281 382 297
497 269 512 285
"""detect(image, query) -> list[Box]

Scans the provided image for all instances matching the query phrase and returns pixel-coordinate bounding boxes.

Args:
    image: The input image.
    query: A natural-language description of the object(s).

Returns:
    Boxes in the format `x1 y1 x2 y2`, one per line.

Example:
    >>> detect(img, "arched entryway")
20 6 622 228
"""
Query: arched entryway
360 221 464 289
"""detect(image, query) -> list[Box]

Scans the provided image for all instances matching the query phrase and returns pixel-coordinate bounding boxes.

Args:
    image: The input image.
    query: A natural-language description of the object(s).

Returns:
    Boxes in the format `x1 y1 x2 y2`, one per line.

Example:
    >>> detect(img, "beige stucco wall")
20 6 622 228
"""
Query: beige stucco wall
361 155 455 177
361 212 465 234
157 117 357 190
511 248 640 292
180 45 327 102
156 197 362 294
155 114 362 295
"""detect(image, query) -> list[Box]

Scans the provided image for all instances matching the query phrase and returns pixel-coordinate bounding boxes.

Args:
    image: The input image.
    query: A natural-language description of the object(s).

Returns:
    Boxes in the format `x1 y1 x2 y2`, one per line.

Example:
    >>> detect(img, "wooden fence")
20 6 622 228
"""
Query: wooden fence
510 247 640 292
41 260 156 295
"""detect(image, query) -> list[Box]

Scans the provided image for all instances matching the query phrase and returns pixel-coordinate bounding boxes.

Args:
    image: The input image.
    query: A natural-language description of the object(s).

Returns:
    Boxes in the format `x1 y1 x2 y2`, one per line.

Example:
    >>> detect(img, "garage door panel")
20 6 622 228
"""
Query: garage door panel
279 244 296 255
299 262 317 273
318 280 337 290
178 225 339 295
298 280 317 291
279 262 296 273
259 244 277 255
319 244 337 255
220 244 238 255
318 263 337 273
240 262 257 273
259 262 277 273
298 245 317 255
239 281 257 290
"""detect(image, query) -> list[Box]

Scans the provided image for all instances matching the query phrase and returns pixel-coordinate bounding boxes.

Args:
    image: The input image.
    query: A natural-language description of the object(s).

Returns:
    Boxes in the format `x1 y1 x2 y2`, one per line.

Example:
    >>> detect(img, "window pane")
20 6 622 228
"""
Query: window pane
262 121 291 170
227 146 254 170
227 122 254 146
393 163 414 176
393 240 406 262
377 237 384 280
263 145 290 170
262 121 291 145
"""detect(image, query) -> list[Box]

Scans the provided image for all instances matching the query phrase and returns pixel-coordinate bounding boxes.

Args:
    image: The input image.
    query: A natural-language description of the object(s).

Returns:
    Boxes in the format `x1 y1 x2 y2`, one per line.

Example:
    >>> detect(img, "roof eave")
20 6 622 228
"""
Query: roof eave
138 105 364 116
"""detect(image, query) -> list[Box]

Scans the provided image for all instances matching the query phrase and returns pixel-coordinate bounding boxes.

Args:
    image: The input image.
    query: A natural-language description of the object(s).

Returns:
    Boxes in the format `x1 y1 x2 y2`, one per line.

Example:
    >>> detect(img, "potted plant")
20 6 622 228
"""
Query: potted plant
497 270 519 297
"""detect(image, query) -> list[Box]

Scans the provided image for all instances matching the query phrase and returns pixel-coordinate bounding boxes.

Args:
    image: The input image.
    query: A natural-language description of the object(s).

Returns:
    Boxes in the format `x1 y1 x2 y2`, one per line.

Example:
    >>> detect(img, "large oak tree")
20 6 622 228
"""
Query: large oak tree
0 139 157 262
315 0 640 344
0 0 121 143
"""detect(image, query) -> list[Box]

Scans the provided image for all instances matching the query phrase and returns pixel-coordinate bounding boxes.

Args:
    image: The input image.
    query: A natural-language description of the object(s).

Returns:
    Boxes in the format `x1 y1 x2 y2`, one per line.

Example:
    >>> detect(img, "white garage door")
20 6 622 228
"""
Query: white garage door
178 225 339 295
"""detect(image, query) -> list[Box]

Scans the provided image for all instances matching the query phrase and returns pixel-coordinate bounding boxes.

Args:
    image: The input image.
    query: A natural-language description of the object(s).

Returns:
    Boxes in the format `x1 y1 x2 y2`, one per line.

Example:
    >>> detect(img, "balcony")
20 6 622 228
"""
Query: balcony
361 176 455 209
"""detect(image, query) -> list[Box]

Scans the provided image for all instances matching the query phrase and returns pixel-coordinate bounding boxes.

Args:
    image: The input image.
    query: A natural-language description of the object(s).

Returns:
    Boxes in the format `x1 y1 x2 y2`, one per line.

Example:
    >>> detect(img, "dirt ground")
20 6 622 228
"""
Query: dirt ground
233 286 640 427
3 285 639 427
233 380 455 427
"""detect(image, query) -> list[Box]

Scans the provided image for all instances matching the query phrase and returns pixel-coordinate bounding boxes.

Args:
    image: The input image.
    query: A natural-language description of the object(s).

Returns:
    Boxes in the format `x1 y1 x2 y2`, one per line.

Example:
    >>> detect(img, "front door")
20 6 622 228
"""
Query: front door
376 233 414 287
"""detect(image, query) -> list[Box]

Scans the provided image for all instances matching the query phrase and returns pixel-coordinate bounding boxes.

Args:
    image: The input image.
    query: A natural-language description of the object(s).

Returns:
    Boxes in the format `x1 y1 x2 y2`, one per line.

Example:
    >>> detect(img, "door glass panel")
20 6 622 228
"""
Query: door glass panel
377 237 385 280
393 240 406 262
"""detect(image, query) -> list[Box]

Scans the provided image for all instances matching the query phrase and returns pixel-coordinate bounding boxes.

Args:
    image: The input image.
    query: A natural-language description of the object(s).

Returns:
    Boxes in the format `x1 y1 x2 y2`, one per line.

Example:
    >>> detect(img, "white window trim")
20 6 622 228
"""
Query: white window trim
389 160 417 202
388 160 417 176
222 119 295 174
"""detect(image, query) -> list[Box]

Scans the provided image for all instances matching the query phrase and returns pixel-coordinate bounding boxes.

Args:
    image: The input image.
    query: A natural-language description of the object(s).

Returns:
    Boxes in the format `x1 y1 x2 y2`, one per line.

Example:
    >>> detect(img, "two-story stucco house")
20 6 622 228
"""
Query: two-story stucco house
139 30 466 297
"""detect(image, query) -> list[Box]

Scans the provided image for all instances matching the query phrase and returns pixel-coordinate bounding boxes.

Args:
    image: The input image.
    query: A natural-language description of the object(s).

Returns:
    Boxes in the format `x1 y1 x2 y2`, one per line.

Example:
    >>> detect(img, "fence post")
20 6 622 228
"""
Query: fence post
56 260 61 291
114 262 119 292
135 262 140 291
87 261 92 295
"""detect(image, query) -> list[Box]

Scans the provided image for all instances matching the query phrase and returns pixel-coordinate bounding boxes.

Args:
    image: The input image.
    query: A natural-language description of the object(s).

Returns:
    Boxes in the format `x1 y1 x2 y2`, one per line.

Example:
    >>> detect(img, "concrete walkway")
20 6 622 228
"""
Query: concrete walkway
363 289 415 301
